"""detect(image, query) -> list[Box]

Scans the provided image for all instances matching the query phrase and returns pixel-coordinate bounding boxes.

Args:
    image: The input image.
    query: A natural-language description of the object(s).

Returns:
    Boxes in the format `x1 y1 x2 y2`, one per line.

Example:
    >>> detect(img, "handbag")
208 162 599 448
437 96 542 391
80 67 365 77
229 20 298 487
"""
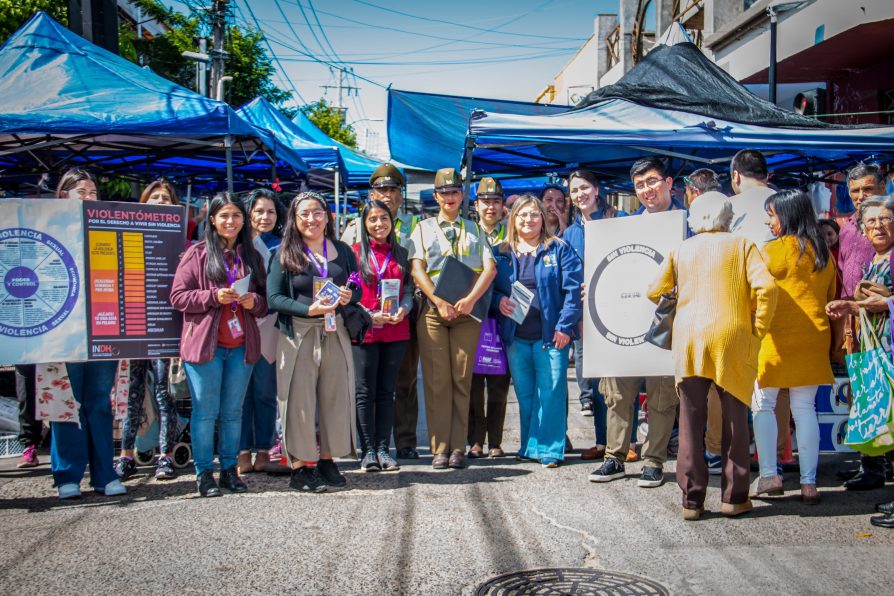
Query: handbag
644 293 677 350
473 317 507 375
844 308 894 455
341 303 373 345
168 357 191 400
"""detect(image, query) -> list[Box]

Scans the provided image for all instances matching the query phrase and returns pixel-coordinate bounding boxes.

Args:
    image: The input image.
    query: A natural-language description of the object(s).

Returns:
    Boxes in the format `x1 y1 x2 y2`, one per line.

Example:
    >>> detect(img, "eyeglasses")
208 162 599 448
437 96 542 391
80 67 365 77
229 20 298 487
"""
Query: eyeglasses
74 188 98 198
633 177 665 192
297 210 327 220
862 216 894 228
516 211 542 220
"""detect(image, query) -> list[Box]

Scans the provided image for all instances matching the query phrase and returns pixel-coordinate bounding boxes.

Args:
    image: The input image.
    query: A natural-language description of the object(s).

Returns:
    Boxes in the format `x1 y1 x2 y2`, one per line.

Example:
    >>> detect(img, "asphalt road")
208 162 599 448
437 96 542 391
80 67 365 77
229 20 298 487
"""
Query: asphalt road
1 371 893 595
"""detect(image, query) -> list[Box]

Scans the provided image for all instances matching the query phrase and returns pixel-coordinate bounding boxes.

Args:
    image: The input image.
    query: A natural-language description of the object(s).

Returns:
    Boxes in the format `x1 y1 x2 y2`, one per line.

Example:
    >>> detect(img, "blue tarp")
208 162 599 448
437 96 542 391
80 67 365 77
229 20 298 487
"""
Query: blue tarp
387 89 569 172
237 97 345 178
0 12 307 186
291 111 381 188
468 98 894 184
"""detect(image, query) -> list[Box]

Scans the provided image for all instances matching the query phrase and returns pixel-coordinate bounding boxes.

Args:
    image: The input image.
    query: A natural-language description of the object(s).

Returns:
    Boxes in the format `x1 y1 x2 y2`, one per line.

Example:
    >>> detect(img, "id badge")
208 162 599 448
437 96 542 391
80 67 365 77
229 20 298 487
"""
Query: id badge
228 316 245 339
324 312 337 332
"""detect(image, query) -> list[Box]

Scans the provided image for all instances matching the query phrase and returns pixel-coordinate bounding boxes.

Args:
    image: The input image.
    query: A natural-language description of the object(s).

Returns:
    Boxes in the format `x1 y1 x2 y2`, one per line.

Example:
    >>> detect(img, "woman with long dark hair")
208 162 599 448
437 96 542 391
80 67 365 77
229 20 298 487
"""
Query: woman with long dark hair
267 192 361 492
753 189 835 504
351 200 414 472
170 192 267 497
116 180 182 481
236 189 285 474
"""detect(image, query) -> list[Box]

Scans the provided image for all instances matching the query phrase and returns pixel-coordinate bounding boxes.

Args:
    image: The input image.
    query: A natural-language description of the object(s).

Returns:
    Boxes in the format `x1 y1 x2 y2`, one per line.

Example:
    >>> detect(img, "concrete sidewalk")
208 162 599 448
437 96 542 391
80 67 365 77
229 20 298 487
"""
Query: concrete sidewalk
1 371 893 595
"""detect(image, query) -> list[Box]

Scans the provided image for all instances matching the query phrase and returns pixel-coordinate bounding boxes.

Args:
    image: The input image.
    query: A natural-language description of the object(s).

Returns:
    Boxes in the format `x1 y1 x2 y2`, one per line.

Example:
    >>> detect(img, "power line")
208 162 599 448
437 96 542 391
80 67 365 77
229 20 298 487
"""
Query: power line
293 0 334 61
272 0 316 57
240 0 306 104
348 0 587 42
272 48 574 66
308 0 344 63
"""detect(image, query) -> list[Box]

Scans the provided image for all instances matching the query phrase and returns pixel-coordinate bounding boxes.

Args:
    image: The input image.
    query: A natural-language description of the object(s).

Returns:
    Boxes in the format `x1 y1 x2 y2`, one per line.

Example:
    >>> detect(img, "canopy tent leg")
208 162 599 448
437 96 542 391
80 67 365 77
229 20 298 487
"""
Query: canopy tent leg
461 137 474 219
225 134 234 194
334 169 341 233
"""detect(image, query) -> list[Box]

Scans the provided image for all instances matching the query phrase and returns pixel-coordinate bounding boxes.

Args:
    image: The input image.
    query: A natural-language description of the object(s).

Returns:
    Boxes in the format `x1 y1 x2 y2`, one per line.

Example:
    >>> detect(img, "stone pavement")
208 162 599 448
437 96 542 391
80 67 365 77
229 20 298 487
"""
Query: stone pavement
1 371 893 595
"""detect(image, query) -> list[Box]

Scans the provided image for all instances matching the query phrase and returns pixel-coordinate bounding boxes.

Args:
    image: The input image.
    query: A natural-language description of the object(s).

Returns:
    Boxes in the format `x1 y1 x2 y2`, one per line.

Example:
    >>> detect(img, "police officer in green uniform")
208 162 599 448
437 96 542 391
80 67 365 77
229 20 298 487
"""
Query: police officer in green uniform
467 177 509 458
409 168 496 469
342 163 423 459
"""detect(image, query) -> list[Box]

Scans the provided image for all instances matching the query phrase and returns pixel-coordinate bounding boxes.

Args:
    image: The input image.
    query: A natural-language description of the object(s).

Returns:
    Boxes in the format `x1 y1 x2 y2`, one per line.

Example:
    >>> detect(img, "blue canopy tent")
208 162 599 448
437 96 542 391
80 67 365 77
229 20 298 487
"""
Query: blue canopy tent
387 88 568 173
464 41 894 192
291 111 382 189
0 11 306 193
237 97 347 191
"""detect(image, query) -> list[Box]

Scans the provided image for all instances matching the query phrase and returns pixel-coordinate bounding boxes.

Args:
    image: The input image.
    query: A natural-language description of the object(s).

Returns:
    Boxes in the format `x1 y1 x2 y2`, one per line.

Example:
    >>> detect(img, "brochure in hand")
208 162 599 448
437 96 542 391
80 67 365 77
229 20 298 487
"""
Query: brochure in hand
508 281 534 325
380 279 401 316
316 279 342 305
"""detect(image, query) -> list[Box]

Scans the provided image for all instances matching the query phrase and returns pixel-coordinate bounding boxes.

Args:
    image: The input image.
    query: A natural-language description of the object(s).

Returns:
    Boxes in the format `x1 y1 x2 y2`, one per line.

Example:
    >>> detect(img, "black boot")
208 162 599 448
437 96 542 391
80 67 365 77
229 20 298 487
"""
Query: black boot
844 455 886 491
875 498 894 515
317 459 347 488
219 467 248 493
196 470 221 497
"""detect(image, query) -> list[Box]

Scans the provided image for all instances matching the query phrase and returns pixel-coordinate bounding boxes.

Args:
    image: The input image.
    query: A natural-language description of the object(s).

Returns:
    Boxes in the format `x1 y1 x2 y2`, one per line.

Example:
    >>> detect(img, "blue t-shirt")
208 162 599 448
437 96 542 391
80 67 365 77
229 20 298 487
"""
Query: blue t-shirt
515 253 542 340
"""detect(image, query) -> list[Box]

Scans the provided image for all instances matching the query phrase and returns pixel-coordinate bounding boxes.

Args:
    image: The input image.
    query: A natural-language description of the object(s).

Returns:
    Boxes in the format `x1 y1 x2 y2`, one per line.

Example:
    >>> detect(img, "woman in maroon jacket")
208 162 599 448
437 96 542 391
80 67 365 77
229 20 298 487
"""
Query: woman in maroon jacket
351 200 414 472
170 192 267 497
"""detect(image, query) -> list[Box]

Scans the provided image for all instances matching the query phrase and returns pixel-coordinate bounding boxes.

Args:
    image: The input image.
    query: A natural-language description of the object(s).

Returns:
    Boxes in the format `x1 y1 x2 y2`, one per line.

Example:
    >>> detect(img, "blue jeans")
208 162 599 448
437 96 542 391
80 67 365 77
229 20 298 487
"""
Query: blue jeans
508 338 569 461
184 346 254 475
240 357 277 452
574 339 607 445
50 360 118 489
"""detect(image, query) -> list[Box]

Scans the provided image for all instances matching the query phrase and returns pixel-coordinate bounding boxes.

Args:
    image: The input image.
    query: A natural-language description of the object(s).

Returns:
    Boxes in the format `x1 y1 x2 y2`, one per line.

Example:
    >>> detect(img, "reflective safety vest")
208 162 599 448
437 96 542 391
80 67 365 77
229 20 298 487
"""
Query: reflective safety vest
414 216 486 283
340 212 418 249
483 222 506 246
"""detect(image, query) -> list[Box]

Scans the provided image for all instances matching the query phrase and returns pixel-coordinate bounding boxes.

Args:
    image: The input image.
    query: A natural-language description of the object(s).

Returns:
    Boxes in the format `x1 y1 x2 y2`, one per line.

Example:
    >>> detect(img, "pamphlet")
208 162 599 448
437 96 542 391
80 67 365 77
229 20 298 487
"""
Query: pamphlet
508 281 534 324
231 275 251 297
317 279 342 305
380 279 401 316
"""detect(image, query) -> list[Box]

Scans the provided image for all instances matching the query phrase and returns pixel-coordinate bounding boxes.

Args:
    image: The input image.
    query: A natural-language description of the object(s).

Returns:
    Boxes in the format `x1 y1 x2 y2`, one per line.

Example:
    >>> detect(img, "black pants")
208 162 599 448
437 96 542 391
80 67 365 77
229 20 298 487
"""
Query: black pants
468 372 510 448
15 364 43 447
121 359 177 453
353 341 409 452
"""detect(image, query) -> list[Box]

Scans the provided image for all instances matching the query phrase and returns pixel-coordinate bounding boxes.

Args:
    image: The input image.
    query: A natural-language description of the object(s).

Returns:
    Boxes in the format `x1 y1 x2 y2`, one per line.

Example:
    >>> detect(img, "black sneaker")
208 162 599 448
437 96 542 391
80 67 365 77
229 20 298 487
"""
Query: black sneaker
588 458 625 483
289 466 327 493
377 449 400 471
361 450 381 472
219 467 248 493
637 466 664 488
317 459 347 488
155 456 176 480
114 456 137 481
196 470 221 497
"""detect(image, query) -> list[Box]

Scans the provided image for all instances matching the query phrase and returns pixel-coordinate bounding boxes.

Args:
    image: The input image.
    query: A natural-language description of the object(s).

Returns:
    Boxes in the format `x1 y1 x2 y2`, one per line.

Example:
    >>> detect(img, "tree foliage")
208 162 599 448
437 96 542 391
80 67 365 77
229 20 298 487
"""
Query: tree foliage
0 0 67 45
301 99 357 148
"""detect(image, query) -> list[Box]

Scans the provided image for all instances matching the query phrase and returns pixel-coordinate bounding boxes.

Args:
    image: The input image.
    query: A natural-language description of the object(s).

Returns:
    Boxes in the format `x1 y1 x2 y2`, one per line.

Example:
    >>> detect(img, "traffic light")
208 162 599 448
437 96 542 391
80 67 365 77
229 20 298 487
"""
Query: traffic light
793 88 826 117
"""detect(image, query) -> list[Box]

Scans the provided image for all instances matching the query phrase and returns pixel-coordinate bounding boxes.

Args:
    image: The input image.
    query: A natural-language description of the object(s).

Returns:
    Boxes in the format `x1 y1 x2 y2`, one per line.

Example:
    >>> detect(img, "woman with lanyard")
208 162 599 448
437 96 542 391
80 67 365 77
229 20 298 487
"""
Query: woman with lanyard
494 194 582 468
236 189 285 475
350 200 414 472
408 168 496 470
268 192 362 493
170 192 267 497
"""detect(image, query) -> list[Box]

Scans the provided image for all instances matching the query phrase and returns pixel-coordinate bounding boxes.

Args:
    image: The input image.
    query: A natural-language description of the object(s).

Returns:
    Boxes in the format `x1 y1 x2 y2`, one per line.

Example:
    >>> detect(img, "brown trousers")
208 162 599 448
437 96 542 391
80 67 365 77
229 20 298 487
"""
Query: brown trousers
468 372 510 448
678 377 750 509
417 303 481 455
600 376 678 467
706 386 789 457
393 323 420 451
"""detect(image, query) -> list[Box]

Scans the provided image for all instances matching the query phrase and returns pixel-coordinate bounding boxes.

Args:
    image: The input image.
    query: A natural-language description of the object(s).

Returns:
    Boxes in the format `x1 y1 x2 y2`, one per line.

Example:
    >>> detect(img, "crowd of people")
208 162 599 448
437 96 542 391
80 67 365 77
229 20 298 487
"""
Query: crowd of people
10 151 894 527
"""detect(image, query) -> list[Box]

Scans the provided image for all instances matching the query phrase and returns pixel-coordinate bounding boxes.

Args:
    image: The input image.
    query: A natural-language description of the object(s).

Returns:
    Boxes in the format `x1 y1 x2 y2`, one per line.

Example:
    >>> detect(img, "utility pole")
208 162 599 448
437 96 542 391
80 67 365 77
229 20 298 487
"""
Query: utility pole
209 0 230 101
321 67 358 124
68 0 119 54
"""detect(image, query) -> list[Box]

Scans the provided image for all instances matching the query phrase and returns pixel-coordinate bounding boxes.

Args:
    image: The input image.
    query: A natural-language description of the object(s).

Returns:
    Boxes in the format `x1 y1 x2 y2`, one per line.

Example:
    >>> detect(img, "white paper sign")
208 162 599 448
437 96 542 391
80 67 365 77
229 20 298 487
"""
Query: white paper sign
582 210 687 378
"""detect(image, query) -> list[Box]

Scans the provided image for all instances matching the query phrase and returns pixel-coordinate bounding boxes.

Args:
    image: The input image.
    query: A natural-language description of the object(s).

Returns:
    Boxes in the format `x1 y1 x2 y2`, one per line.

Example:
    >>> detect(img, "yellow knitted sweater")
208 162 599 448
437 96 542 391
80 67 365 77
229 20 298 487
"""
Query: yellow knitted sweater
648 232 778 405
757 236 836 388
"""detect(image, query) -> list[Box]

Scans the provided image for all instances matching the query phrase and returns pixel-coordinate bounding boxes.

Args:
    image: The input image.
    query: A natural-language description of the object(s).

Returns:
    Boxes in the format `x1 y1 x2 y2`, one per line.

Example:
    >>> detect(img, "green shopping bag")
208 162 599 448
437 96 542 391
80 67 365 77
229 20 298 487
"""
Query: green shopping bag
844 308 894 455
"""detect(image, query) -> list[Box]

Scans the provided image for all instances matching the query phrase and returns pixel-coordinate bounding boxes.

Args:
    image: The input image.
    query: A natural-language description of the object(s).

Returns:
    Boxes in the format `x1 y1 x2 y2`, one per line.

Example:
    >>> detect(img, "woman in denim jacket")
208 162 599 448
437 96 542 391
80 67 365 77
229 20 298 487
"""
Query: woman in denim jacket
492 194 582 468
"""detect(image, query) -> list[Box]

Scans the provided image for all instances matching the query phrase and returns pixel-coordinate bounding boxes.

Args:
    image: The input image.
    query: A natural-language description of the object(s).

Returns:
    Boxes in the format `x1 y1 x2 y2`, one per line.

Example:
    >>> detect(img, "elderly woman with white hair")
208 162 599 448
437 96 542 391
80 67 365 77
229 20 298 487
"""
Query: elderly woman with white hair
648 191 777 520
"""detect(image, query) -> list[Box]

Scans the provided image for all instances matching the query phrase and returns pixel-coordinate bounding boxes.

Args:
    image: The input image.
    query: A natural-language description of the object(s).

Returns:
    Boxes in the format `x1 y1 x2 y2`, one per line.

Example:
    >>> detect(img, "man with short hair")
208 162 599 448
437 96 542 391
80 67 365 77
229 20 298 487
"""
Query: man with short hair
467 177 510 458
729 149 775 246
342 163 424 460
540 185 568 236
588 157 681 488
837 163 889 491
683 168 722 207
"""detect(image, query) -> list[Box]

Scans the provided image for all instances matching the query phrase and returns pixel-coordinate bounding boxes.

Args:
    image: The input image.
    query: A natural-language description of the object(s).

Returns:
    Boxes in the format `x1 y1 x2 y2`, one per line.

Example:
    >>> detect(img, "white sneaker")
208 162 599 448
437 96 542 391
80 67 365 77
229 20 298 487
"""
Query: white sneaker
58 483 81 500
102 479 127 496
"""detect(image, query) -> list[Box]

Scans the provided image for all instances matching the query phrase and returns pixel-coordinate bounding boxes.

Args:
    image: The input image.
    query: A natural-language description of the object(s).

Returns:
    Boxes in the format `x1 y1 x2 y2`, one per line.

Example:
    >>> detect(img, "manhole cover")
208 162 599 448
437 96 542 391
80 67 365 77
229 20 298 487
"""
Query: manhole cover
476 568 669 596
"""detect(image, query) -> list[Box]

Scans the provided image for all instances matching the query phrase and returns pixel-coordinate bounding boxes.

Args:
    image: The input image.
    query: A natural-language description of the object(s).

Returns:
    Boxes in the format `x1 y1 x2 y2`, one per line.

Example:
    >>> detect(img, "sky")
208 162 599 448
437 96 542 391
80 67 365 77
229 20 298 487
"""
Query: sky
169 0 620 158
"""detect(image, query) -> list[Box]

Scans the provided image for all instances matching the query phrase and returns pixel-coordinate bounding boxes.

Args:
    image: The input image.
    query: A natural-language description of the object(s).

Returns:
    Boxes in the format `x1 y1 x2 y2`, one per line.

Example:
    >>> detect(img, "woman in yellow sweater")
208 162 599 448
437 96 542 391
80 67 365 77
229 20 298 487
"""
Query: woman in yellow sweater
753 189 835 504
649 192 777 520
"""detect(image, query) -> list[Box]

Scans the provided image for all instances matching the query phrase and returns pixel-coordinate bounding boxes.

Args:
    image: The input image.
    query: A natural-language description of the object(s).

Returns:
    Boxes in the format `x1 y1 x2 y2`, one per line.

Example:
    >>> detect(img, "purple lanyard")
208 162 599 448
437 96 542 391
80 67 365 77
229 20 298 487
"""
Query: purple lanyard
226 255 240 312
369 249 392 279
305 241 328 278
